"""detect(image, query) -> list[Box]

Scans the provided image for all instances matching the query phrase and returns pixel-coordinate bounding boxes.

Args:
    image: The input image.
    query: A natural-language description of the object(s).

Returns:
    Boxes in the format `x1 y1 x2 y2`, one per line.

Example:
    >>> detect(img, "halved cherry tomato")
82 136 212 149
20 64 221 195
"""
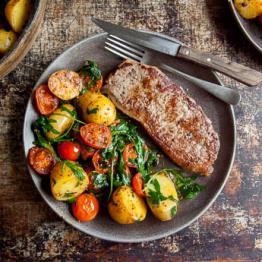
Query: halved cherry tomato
132 172 145 198
57 141 80 161
80 123 112 149
80 144 96 160
34 84 59 115
80 74 103 92
123 143 138 168
92 150 109 174
28 146 55 175
72 193 99 222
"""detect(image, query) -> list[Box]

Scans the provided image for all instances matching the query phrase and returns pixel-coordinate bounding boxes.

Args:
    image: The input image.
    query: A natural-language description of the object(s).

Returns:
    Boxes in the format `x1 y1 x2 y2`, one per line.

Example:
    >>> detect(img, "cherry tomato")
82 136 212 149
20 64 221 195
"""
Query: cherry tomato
132 172 145 198
57 141 80 161
84 165 95 190
80 74 103 92
92 150 109 174
34 84 59 115
80 144 96 160
72 193 99 222
123 143 138 168
28 146 55 175
80 123 112 149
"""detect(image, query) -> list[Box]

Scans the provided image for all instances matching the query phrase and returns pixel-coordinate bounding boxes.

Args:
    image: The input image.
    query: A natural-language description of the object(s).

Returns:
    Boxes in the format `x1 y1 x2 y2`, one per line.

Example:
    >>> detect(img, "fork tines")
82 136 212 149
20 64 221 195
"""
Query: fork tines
105 35 144 62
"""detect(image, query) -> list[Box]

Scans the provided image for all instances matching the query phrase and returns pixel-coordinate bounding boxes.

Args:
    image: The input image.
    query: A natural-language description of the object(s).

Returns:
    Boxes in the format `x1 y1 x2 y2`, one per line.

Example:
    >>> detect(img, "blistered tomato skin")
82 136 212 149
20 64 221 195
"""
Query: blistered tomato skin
57 141 81 161
34 84 59 115
72 193 99 222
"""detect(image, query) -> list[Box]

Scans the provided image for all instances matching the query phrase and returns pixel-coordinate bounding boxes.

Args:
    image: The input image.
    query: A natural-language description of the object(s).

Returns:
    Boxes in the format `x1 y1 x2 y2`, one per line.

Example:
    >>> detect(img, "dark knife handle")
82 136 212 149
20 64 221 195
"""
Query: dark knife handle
177 46 262 86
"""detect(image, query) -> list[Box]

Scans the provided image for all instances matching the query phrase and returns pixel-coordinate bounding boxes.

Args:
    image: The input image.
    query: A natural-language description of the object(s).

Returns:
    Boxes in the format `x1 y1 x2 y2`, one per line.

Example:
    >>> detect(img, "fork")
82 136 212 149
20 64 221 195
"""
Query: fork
104 35 241 105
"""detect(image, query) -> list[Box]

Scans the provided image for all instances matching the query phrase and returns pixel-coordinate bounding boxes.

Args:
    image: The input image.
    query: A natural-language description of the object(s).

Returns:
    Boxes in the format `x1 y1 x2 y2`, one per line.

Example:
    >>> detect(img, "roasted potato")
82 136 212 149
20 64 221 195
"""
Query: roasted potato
50 161 89 201
108 185 147 224
46 104 75 140
5 0 32 33
145 172 178 221
234 0 262 19
48 70 83 100
78 91 116 126
0 28 16 54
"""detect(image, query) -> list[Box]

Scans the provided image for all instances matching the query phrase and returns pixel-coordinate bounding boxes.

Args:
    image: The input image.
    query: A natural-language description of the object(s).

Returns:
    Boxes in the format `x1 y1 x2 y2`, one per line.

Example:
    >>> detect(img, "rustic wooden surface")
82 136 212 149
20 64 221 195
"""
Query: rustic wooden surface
0 0 261 261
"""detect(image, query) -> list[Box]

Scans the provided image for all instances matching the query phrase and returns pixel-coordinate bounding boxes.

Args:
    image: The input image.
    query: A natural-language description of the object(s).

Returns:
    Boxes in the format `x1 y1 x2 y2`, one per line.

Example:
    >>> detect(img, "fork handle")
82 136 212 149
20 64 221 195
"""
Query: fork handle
177 46 262 86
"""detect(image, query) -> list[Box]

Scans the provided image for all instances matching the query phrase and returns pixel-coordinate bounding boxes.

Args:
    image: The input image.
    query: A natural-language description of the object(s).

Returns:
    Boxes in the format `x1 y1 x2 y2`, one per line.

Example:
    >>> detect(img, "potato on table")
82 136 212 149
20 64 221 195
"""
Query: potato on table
0 28 16 54
5 0 32 33
48 70 83 100
108 185 147 224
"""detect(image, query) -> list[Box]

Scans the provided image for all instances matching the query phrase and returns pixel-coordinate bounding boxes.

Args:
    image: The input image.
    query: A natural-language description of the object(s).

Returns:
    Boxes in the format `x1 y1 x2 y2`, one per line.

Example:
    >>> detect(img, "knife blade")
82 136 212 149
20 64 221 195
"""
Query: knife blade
92 17 262 86
91 17 182 56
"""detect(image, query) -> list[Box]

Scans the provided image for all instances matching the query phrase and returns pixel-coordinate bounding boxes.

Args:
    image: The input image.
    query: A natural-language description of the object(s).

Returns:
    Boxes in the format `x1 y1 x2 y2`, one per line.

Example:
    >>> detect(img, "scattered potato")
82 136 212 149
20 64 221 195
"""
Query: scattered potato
145 172 178 221
0 28 16 54
234 0 262 19
5 0 32 33
78 91 116 126
50 161 89 201
108 186 147 224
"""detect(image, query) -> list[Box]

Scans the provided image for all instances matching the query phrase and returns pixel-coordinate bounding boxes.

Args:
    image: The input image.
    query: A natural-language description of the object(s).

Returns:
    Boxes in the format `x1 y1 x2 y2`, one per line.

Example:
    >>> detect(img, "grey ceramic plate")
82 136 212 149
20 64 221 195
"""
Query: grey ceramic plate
229 0 262 53
23 32 236 243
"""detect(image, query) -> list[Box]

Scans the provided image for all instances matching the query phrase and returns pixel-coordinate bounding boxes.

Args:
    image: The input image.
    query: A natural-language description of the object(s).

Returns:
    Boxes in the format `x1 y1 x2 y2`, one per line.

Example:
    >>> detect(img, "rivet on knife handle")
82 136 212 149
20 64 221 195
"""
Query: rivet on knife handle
177 46 262 86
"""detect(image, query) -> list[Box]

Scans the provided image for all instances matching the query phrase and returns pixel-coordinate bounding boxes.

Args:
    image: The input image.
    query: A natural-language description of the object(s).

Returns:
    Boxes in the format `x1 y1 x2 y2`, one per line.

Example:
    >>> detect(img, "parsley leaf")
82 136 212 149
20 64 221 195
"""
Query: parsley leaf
86 107 98 114
64 160 85 181
147 179 175 205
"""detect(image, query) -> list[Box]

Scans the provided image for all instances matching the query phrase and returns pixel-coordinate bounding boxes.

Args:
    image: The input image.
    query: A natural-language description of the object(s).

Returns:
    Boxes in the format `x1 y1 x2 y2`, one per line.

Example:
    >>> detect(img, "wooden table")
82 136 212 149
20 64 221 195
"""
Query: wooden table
1 0 261 260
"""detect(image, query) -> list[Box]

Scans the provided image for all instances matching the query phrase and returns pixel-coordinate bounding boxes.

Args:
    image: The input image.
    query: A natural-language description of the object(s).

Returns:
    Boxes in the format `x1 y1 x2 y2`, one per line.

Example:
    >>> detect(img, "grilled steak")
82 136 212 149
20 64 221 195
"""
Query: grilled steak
104 60 220 176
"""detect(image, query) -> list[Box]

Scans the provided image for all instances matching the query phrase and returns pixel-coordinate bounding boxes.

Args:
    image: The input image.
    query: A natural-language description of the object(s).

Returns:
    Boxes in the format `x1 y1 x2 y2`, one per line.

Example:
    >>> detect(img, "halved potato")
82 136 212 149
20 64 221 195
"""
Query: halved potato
108 186 147 224
5 0 32 33
145 172 178 221
0 29 16 54
48 70 83 100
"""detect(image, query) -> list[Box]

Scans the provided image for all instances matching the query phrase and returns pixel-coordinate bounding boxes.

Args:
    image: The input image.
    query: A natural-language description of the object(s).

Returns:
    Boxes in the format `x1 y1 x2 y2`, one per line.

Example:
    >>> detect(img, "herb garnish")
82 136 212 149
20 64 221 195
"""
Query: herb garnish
64 160 85 181
147 179 176 205
87 107 98 114
35 116 60 135
63 192 75 198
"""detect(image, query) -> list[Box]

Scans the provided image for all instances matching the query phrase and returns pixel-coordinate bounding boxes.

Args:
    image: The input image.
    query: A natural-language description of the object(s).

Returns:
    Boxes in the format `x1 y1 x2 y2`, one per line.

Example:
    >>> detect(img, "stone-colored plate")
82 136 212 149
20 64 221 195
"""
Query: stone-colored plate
23 32 236 243
229 0 262 53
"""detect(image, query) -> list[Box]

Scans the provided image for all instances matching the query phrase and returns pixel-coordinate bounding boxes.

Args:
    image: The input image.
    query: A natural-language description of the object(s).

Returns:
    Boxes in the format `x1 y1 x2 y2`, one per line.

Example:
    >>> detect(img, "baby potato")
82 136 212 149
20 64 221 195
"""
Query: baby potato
0 29 16 54
5 0 32 33
146 172 178 221
50 161 89 201
108 185 147 224
78 91 116 126
48 70 83 100
46 104 75 140
234 0 262 19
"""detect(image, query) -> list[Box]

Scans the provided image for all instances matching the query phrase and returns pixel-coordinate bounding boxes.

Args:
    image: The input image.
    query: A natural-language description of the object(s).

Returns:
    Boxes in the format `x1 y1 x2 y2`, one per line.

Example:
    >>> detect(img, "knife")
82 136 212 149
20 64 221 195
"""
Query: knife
92 17 262 86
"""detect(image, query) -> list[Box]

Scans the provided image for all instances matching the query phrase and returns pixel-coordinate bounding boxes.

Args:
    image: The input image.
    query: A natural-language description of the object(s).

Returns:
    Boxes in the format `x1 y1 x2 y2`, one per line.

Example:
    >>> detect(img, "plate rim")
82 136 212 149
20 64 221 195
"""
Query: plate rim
228 0 262 53
23 32 236 243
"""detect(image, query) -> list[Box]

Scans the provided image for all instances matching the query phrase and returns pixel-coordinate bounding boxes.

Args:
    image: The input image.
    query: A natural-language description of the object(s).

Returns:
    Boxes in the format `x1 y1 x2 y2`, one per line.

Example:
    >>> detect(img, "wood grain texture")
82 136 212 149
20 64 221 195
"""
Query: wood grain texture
0 0 261 261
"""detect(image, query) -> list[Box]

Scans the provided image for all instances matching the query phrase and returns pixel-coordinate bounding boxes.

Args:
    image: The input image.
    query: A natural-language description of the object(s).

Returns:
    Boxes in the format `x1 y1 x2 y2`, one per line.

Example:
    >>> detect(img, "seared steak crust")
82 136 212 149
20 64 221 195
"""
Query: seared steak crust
104 60 220 176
